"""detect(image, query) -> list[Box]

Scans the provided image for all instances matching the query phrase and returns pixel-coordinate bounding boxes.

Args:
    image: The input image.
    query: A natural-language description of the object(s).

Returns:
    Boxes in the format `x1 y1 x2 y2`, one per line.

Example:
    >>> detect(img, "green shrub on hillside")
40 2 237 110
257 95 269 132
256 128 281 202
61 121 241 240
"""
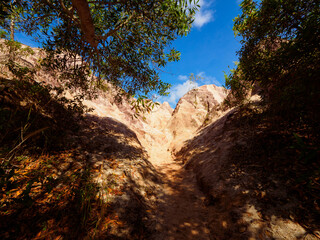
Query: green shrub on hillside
225 0 320 131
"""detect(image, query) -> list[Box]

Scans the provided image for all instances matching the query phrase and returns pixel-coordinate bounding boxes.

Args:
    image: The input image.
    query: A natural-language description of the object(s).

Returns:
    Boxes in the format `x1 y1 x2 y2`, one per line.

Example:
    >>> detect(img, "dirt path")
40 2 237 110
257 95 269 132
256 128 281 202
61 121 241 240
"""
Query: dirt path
148 149 212 240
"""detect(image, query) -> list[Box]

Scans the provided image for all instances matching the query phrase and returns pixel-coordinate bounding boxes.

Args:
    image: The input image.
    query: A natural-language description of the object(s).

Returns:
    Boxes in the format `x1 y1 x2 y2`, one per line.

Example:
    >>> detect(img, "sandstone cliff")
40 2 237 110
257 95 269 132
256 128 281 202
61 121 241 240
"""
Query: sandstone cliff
167 84 228 155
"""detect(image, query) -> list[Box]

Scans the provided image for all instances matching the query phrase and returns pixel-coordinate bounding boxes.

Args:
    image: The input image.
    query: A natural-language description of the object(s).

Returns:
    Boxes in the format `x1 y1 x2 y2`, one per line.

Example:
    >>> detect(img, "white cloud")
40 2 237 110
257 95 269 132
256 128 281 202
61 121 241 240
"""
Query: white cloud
159 72 221 107
165 80 199 105
177 72 220 86
178 75 188 81
196 72 220 85
194 11 214 28
157 79 198 106
193 0 215 28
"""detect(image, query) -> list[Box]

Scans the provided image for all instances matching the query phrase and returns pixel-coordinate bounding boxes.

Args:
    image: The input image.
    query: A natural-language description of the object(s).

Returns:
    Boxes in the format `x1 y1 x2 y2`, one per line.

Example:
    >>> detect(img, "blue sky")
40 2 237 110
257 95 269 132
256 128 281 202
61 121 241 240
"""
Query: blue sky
14 0 242 108
158 0 242 107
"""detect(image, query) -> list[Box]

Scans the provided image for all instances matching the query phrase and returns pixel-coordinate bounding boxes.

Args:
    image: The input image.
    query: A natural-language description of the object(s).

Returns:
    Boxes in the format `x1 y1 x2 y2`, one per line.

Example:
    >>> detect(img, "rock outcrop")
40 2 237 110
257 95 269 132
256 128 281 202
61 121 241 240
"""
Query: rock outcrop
81 82 228 165
167 85 228 154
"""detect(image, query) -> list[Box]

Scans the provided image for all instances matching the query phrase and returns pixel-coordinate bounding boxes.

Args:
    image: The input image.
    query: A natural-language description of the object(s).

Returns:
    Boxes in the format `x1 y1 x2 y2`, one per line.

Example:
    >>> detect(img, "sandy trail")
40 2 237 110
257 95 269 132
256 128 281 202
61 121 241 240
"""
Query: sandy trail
148 148 212 240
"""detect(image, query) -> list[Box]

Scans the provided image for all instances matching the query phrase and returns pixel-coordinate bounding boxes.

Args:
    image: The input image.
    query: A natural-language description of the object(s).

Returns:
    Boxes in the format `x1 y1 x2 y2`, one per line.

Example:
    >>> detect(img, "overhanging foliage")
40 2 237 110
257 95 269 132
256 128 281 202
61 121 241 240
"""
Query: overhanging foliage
1 0 200 98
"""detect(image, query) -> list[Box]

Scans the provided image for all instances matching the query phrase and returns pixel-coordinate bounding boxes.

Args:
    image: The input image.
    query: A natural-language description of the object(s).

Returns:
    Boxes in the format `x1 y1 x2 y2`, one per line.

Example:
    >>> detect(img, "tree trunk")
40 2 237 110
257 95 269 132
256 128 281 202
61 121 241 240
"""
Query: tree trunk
8 16 15 63
10 17 14 41
70 0 97 47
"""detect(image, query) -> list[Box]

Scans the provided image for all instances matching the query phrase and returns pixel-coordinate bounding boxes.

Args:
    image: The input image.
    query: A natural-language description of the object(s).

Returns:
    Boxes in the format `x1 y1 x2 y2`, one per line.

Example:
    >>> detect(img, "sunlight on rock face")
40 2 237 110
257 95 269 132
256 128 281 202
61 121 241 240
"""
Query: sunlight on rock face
269 215 307 239
239 204 310 239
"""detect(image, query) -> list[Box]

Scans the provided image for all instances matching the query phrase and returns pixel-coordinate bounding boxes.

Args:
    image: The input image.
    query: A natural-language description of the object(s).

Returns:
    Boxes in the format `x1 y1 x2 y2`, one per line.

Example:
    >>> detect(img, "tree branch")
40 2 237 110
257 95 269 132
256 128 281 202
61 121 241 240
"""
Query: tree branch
70 0 98 47
98 13 134 41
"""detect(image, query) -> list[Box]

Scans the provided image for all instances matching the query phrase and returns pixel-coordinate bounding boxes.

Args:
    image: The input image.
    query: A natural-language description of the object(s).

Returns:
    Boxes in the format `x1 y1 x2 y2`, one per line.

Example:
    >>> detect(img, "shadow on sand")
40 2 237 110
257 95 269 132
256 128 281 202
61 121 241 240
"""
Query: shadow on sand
0 114 161 239
174 107 319 239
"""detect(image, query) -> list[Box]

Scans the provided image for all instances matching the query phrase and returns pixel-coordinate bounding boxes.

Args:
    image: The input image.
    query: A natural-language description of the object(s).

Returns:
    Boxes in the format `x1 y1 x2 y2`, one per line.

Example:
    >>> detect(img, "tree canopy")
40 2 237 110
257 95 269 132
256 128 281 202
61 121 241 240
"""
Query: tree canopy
1 0 199 98
225 0 319 124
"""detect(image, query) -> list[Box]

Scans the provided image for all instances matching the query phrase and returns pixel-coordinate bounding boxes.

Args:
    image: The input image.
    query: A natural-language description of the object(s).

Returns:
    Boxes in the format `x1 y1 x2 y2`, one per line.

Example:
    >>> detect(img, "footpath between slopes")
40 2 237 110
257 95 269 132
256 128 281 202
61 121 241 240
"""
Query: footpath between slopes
146 146 212 240
77 83 319 239
144 104 319 240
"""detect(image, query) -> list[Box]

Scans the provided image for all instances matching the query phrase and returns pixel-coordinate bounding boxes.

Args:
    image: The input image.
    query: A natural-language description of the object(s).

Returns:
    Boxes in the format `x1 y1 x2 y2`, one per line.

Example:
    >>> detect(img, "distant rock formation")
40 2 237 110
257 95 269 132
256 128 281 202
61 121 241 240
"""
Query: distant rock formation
166 85 228 155
79 83 229 165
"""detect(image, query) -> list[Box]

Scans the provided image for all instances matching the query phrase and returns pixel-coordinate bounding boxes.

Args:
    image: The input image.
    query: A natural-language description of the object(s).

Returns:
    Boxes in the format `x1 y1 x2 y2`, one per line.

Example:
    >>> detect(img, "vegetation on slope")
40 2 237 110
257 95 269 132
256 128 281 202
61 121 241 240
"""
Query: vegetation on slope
0 40 91 238
223 0 320 190
203 0 320 235
225 0 319 129
0 39 162 239
230 0 319 182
